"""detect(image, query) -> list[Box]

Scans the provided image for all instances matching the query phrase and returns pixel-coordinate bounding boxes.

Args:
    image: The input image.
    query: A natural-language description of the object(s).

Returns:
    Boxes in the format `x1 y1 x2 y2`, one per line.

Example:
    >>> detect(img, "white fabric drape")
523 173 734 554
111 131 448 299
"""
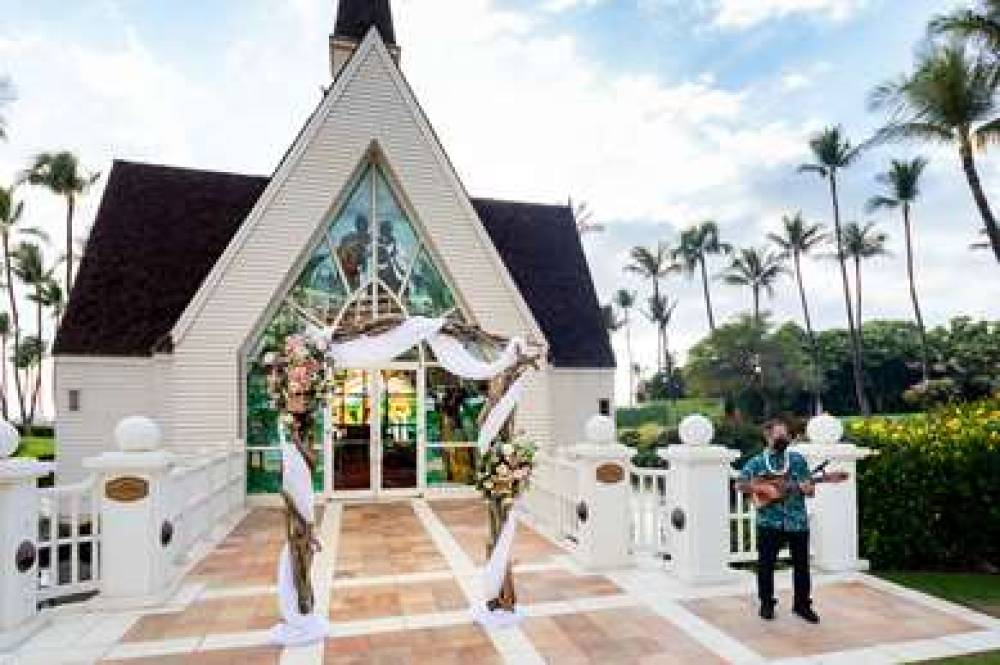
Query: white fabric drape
475 374 529 452
426 333 524 381
472 499 527 629
326 317 446 366
271 423 328 645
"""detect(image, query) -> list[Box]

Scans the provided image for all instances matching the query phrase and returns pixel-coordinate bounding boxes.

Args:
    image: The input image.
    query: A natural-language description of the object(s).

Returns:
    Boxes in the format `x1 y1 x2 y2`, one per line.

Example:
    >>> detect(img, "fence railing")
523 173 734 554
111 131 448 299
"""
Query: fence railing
630 465 671 556
525 452 580 545
165 446 246 564
38 477 100 603
729 480 758 563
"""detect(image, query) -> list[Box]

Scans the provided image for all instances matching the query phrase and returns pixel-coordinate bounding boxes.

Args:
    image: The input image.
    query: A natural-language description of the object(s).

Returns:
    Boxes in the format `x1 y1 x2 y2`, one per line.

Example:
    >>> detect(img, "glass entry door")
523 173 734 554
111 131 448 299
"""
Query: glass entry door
378 369 419 491
329 369 373 492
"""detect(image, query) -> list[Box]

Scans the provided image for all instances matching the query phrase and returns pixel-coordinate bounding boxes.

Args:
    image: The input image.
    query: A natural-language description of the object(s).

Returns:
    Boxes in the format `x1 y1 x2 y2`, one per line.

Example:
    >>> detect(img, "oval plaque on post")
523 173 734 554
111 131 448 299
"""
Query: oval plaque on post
105 476 149 503
595 463 624 485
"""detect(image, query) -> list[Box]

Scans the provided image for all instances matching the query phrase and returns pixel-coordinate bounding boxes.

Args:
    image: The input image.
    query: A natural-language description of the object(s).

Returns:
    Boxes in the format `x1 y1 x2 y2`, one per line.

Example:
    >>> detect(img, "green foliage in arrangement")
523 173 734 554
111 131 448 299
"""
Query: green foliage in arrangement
848 395 1000 571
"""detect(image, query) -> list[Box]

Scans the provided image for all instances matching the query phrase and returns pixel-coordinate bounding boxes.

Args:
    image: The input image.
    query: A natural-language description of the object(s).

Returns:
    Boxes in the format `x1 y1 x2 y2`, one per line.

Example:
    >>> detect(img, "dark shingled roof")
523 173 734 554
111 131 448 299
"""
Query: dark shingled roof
334 0 396 46
54 160 614 369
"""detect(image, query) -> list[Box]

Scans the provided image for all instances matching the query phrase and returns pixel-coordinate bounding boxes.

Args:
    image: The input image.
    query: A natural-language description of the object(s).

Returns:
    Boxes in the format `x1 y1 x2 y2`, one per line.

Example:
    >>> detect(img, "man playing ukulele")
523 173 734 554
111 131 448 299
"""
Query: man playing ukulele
737 418 820 624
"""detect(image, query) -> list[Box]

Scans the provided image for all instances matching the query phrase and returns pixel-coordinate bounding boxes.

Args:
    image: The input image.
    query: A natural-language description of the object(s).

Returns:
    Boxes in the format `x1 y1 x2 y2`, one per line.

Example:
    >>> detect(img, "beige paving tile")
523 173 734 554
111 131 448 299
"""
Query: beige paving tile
683 581 981 659
323 623 503 664
121 595 279 642
101 645 281 664
336 502 448 578
428 499 563 566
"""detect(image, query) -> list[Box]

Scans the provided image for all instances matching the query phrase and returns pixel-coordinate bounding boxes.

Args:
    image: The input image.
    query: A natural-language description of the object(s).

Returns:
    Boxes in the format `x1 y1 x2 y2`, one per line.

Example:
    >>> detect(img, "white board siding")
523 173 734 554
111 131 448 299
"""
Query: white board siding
548 368 616 449
54 356 159 483
167 35 551 450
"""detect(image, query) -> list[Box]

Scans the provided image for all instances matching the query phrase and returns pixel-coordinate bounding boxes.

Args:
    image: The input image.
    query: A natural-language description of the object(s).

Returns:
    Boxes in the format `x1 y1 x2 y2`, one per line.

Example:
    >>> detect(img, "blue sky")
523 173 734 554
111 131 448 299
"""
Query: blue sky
1 0 997 406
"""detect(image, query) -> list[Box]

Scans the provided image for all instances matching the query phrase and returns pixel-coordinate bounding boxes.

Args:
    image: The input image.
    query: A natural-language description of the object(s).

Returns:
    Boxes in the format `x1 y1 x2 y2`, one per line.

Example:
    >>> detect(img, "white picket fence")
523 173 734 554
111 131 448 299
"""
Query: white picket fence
38 478 100 603
34 444 245 606
630 466 671 556
525 452 581 545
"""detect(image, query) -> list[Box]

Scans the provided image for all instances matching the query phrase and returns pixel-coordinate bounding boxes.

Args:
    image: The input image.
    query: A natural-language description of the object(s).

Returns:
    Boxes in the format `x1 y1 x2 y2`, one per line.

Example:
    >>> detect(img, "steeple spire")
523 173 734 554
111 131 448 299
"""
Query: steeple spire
330 0 400 78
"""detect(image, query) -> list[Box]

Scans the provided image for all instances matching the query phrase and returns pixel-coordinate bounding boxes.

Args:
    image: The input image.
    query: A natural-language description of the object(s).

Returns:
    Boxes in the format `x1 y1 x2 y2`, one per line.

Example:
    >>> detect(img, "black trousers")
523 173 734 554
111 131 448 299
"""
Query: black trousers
757 526 811 607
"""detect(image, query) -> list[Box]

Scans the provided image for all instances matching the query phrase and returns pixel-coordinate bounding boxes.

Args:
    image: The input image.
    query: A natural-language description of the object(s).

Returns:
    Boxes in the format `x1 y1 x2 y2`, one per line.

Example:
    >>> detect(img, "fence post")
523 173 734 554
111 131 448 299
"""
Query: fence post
83 416 177 608
567 415 633 570
0 422 54 649
663 415 739 585
793 415 874 572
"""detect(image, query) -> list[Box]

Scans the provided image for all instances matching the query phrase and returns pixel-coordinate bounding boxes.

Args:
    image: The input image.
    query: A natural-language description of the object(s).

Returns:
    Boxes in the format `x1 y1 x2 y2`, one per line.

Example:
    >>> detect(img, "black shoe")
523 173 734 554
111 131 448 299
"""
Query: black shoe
793 603 820 624
759 602 776 621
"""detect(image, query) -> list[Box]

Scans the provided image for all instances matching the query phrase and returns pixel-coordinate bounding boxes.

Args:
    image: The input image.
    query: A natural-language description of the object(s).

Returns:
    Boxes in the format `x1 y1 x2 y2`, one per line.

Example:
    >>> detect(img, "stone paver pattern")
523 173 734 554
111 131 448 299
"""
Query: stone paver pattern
9 499 998 665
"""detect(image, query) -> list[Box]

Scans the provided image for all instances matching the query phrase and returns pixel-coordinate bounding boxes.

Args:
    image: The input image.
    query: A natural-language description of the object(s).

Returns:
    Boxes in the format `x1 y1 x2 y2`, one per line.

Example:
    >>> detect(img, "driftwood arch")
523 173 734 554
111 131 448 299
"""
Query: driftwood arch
265 314 540 642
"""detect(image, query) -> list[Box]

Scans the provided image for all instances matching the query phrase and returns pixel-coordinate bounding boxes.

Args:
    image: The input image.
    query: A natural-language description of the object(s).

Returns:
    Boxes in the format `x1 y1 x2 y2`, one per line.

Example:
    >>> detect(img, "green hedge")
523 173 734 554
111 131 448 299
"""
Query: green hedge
616 398 725 429
848 396 1000 570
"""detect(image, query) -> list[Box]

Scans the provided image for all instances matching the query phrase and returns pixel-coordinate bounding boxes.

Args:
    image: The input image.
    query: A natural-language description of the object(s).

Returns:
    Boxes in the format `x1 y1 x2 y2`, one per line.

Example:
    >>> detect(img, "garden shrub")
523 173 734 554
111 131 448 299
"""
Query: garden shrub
848 395 1000 571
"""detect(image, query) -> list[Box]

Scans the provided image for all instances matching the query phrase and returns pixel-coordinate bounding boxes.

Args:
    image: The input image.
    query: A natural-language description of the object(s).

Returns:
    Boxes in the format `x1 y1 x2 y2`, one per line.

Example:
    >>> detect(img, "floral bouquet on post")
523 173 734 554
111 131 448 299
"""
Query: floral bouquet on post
475 437 537 615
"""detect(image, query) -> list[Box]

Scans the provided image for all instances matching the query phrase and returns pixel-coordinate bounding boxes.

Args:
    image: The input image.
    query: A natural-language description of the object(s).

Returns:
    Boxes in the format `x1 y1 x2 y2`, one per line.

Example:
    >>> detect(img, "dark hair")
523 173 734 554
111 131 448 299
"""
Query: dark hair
762 418 788 436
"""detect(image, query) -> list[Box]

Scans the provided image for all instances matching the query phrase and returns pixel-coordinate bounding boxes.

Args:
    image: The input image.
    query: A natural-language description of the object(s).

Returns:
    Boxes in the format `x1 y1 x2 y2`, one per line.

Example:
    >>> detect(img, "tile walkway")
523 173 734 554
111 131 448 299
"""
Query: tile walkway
6 499 1000 664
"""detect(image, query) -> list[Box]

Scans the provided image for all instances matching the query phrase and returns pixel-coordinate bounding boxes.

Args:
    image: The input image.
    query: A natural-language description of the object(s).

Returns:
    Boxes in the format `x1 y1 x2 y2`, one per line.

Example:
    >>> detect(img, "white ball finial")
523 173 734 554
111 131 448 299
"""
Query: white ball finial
679 414 714 446
0 420 20 458
807 414 843 445
584 414 615 444
115 416 162 452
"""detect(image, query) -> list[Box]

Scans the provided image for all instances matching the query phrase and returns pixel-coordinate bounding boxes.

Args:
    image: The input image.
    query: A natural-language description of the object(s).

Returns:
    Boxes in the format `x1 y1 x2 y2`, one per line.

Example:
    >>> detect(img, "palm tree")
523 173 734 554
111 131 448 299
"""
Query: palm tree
12 242 53 423
644 294 678 374
0 312 8 421
869 44 1000 263
22 152 99 297
0 77 13 141
601 303 624 334
674 221 732 332
929 1 1000 54
625 243 678 370
768 212 827 411
721 247 786 324
867 158 932 382
614 289 637 406
0 185 27 423
838 222 889 331
799 125 870 415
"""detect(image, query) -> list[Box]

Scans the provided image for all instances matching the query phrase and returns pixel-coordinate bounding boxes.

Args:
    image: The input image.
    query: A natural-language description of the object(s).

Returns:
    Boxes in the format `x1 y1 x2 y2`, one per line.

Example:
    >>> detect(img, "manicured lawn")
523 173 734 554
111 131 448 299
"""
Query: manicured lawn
879 572 1000 664
15 435 55 459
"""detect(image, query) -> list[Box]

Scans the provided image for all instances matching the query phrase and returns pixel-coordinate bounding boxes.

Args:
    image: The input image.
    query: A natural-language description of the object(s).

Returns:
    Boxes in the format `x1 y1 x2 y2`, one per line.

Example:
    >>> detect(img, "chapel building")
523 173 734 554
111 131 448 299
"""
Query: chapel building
52 0 614 498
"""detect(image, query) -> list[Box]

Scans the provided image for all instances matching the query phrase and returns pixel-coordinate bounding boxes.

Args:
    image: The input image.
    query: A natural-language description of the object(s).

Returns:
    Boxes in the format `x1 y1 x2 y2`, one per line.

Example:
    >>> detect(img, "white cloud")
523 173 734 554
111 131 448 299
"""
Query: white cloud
542 0 603 12
712 0 868 29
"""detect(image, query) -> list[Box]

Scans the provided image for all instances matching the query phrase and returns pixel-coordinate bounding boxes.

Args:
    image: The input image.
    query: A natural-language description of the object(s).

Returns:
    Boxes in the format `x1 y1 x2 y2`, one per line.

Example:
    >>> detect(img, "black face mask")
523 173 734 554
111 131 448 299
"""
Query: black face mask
772 436 790 452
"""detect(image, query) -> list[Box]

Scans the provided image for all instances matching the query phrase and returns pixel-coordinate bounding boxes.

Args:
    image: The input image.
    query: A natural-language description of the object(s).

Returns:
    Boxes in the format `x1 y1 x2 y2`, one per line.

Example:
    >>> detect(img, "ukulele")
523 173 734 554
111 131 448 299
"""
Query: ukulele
747 460 849 509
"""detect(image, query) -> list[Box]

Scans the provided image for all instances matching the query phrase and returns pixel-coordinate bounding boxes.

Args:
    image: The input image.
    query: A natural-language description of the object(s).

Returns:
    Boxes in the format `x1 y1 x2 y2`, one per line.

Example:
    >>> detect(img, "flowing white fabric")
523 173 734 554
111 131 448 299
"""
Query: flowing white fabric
270 545 331 646
472 499 526 629
476 374 529 452
278 424 314 525
426 333 524 380
327 316 445 365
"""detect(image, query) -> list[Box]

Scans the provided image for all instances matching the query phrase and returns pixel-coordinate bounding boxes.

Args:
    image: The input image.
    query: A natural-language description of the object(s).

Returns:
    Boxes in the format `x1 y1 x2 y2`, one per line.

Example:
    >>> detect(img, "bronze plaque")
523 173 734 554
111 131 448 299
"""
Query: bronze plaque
105 476 149 503
595 463 624 485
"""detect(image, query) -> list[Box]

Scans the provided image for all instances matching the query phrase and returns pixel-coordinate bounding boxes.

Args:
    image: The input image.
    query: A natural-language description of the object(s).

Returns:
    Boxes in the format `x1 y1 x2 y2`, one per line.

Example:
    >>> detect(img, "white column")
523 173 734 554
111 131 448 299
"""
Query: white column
567 415 632 570
793 414 874 572
0 421 54 649
83 416 178 608
663 415 740 586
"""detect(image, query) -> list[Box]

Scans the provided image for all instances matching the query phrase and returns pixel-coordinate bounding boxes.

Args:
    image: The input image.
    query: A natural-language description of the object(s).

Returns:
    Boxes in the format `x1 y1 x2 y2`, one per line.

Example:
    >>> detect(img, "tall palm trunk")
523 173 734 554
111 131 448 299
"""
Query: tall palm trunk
829 175 870 415
958 129 1000 263
28 291 41 424
625 315 634 407
699 256 716 332
854 256 863 331
903 203 930 382
65 194 75 296
0 334 6 421
752 286 760 325
2 232 26 423
793 251 823 413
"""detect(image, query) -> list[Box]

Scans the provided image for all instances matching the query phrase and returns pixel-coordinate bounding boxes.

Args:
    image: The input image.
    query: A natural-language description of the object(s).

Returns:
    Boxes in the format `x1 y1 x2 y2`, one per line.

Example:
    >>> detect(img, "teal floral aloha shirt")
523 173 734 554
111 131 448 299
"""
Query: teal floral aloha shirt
740 450 812 532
